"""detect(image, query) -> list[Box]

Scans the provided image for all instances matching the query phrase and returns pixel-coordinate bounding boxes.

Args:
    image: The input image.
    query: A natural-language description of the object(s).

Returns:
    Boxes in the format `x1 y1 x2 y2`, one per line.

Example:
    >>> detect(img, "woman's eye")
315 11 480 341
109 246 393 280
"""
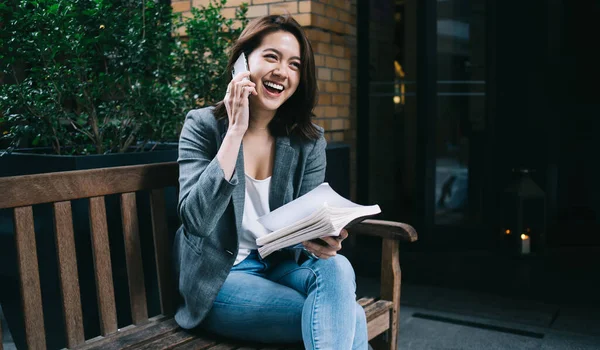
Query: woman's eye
291 62 301 69
265 54 278 60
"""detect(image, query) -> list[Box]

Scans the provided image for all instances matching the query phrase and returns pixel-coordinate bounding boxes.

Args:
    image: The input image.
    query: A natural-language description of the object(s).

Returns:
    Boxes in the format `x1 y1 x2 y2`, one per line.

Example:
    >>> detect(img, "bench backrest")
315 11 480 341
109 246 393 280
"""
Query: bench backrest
0 162 179 349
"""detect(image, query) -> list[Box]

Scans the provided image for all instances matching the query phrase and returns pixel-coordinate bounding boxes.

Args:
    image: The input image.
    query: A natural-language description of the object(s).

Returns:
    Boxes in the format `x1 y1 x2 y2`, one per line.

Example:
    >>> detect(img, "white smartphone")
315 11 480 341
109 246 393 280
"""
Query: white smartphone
232 52 249 79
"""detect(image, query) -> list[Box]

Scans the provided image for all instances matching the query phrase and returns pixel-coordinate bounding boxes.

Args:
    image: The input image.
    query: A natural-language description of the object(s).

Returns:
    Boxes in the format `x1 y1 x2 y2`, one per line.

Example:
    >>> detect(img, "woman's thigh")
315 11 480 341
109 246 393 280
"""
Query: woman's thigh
200 270 306 343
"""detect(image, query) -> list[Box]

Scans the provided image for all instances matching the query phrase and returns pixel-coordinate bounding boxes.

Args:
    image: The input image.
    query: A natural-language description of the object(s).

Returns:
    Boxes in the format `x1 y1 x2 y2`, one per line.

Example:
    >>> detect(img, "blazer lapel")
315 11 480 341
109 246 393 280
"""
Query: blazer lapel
270 136 296 211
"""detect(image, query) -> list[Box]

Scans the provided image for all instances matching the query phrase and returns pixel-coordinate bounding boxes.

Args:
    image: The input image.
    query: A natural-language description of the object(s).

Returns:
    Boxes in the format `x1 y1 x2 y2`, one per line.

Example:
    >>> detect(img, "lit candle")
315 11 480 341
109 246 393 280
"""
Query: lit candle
520 234 530 254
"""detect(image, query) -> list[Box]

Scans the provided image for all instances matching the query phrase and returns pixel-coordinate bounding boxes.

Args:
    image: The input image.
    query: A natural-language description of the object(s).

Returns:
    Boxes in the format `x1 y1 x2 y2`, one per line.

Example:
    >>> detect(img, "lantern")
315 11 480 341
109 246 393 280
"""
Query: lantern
501 168 546 255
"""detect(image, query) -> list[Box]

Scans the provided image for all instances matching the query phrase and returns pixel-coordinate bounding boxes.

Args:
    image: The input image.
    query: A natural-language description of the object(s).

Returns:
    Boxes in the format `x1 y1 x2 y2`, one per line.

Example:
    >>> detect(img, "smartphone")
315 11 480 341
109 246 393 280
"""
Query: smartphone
232 52 249 79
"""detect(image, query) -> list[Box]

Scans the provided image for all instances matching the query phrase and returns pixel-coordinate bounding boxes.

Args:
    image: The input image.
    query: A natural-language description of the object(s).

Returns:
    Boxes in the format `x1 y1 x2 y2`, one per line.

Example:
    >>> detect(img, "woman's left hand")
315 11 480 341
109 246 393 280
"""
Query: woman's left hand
302 229 349 259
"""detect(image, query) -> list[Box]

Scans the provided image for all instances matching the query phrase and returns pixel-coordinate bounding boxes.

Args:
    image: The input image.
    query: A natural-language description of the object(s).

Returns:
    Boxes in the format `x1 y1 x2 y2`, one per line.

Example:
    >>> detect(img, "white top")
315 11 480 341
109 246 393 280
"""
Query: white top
234 174 272 265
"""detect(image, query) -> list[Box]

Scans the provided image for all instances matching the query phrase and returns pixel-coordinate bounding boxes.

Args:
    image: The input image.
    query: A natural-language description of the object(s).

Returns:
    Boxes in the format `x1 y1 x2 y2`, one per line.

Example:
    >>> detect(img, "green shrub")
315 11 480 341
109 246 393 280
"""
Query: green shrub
0 0 247 155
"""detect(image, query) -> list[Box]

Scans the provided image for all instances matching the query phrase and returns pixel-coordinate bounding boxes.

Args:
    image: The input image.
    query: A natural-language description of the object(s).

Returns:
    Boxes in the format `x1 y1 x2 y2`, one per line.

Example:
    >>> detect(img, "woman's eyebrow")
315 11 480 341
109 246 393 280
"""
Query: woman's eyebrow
263 48 301 61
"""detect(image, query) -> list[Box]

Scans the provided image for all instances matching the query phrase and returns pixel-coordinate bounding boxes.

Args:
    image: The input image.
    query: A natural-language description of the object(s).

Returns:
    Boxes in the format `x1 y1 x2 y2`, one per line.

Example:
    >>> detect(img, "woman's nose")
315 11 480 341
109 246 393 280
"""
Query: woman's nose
273 65 288 79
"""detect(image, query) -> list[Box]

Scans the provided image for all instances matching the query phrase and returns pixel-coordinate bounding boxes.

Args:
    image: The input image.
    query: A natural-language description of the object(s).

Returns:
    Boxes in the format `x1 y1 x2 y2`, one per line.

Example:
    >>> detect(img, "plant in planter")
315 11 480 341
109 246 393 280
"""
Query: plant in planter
0 0 248 157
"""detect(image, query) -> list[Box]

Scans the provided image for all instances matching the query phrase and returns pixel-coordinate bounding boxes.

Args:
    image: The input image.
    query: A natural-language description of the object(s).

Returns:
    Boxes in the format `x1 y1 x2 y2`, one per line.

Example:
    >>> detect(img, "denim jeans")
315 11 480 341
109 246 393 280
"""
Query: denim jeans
200 250 368 349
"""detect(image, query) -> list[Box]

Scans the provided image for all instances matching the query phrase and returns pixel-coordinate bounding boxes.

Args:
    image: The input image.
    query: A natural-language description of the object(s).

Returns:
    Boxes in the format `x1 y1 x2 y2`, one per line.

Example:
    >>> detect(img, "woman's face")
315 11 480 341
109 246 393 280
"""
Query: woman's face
247 30 302 114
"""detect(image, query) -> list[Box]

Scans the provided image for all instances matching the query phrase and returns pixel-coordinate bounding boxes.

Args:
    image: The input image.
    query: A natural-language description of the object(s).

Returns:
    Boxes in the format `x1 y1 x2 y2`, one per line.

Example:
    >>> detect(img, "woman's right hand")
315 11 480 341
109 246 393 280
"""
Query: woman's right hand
223 72 258 134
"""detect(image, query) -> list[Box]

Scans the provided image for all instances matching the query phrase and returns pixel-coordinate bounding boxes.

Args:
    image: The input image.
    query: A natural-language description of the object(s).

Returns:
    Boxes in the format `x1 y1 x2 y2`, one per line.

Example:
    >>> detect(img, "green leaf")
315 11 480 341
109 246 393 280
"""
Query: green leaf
48 3 59 14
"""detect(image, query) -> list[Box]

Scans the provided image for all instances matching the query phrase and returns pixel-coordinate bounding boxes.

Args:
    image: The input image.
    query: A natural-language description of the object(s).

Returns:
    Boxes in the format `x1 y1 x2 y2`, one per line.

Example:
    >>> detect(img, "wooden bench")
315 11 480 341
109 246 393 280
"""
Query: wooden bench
0 162 417 350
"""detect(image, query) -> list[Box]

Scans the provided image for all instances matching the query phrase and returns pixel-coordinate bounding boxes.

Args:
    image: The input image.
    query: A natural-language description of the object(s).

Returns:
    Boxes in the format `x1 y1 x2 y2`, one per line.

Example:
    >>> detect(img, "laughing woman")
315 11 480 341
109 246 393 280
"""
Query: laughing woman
173 15 368 349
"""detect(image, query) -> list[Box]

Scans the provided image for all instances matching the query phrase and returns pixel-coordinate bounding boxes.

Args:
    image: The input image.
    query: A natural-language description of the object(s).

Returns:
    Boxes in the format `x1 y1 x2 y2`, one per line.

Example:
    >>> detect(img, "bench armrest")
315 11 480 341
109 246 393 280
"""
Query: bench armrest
349 219 418 242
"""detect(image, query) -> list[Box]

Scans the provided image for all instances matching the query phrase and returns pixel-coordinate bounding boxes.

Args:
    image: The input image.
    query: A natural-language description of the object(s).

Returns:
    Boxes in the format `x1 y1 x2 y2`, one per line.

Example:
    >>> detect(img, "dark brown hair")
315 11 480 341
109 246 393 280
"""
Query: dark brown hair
213 15 321 140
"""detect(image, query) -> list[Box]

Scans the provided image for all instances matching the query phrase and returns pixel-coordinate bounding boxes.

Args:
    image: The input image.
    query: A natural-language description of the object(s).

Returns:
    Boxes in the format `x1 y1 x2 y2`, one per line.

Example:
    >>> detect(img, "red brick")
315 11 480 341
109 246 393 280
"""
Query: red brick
172 1 191 13
295 13 312 26
325 6 339 19
316 42 332 55
325 81 338 93
247 4 268 17
270 2 298 15
313 54 325 66
299 0 310 13
332 45 344 58
318 93 332 105
325 56 338 68
339 59 350 70
325 106 338 117
332 70 345 82
253 0 280 4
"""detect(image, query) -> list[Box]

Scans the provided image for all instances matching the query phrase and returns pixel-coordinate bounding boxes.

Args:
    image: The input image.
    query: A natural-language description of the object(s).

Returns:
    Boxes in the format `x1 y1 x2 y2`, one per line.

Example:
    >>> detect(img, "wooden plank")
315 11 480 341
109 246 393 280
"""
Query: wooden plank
357 297 376 307
132 329 200 350
382 239 401 349
169 336 217 350
74 317 178 350
350 219 418 242
89 197 118 336
14 206 47 349
121 192 149 325
206 344 238 350
53 201 86 347
0 162 178 209
372 238 401 350
364 300 393 322
150 189 174 316
367 312 390 341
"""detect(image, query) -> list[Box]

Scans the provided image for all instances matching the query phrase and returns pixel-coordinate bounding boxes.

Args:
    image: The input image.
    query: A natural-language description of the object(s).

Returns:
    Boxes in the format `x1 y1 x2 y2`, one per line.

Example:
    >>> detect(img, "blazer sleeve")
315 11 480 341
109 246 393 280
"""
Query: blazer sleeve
177 108 239 237
297 130 327 198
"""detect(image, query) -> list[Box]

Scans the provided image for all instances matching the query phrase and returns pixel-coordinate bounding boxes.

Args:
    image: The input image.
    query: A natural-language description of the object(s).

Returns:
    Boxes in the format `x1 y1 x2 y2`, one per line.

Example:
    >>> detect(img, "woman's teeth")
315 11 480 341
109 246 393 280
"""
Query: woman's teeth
264 81 284 92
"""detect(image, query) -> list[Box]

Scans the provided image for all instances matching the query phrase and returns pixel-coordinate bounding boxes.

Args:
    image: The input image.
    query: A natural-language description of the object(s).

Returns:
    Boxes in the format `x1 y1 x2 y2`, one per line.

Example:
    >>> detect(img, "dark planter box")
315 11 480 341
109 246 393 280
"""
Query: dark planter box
0 145 179 177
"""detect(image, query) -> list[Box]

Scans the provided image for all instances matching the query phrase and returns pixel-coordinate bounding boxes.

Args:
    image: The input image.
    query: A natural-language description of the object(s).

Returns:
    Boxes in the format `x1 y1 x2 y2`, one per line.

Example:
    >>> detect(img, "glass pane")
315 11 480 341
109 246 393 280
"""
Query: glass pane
434 0 486 225
366 0 413 222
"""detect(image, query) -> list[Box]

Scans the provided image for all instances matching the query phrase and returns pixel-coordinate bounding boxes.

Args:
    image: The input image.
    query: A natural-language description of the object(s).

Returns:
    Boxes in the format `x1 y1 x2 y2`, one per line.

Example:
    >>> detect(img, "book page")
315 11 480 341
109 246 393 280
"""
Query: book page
258 183 361 232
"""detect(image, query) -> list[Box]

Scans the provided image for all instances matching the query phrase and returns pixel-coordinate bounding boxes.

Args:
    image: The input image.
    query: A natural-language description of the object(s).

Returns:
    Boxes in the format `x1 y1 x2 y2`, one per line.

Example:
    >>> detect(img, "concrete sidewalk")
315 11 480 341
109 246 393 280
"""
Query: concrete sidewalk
398 304 600 349
356 273 600 349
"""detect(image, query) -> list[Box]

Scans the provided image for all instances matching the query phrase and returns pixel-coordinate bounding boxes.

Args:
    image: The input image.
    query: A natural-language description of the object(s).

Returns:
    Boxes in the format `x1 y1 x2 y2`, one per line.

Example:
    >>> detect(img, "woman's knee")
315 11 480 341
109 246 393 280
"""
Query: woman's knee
311 254 356 287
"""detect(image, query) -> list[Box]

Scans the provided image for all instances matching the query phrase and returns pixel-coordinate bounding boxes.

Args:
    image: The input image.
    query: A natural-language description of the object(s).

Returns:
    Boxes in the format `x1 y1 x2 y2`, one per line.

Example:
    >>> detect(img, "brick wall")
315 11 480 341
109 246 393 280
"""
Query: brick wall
173 0 358 198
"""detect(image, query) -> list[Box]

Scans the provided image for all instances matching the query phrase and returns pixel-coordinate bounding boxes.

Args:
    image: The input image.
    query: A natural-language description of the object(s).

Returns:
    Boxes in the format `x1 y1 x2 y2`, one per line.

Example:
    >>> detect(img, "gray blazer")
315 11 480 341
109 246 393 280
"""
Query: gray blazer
173 107 327 329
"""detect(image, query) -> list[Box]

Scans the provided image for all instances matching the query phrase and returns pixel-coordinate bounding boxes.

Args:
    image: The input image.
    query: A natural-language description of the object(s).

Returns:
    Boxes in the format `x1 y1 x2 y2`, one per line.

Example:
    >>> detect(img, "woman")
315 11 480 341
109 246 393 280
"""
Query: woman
173 15 368 349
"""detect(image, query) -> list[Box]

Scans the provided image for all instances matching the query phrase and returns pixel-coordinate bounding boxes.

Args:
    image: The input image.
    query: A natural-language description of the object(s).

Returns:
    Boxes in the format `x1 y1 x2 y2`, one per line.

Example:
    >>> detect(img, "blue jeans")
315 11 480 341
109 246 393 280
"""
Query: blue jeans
200 251 368 349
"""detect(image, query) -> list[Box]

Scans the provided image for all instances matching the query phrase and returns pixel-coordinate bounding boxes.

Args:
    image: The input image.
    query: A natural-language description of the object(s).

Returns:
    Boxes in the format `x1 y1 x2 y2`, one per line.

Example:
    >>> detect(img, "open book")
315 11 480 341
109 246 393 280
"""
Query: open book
256 183 381 258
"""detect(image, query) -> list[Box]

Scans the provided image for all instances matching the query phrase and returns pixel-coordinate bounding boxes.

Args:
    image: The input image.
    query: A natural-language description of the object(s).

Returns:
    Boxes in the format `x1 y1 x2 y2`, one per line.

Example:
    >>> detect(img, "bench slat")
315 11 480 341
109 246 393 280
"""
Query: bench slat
54 201 86 347
170 337 217 350
121 192 149 324
0 162 179 209
367 311 390 341
75 317 178 350
357 297 376 307
377 238 401 349
14 206 47 349
206 344 237 350
89 197 118 335
132 328 199 350
364 299 392 322
150 189 174 316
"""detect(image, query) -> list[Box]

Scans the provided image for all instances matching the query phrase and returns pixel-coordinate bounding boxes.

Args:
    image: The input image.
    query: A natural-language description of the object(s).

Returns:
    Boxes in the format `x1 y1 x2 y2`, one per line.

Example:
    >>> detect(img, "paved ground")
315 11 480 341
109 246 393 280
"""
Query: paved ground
355 244 600 349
